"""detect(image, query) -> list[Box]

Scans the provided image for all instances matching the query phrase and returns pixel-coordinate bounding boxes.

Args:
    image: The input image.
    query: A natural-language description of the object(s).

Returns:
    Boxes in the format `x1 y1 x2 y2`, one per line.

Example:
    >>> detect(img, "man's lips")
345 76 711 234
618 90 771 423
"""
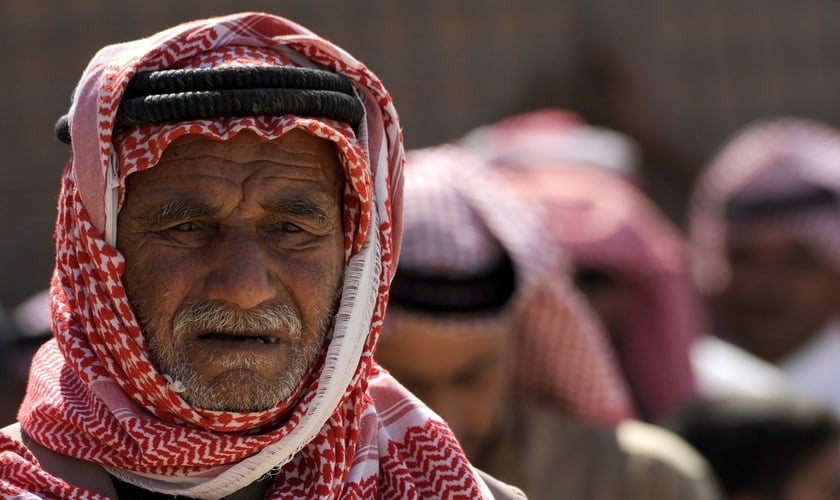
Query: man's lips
196 331 282 344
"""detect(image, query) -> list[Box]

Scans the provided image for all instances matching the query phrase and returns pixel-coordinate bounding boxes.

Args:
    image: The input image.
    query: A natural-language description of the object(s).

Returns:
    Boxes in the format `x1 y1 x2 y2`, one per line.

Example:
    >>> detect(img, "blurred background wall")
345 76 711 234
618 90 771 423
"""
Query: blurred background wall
2 0 839 310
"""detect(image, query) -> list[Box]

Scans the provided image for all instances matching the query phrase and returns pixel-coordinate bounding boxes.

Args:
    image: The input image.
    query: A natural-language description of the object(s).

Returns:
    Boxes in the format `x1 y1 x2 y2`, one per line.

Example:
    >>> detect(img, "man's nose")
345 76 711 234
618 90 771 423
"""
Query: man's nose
204 230 277 309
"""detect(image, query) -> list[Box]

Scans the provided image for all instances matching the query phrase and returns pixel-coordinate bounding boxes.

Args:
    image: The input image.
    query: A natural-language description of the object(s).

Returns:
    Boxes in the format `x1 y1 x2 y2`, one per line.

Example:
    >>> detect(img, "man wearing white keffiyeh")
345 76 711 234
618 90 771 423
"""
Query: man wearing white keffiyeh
0 12 524 500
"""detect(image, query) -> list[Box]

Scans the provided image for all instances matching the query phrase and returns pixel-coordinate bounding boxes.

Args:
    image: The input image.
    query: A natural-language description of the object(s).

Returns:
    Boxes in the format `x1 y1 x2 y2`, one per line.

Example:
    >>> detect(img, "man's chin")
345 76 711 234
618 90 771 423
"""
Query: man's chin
181 369 292 412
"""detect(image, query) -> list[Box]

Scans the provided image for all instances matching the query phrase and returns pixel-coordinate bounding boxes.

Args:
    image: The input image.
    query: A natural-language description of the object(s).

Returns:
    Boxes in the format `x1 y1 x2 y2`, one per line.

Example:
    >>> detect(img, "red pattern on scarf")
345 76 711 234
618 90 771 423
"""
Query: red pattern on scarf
458 110 698 420
505 164 699 420
387 145 634 426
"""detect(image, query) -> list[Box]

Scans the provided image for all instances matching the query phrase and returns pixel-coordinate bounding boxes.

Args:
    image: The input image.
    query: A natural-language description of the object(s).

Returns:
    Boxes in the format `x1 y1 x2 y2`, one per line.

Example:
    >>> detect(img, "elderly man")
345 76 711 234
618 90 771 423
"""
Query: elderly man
0 12 523 499
375 145 722 500
689 118 840 413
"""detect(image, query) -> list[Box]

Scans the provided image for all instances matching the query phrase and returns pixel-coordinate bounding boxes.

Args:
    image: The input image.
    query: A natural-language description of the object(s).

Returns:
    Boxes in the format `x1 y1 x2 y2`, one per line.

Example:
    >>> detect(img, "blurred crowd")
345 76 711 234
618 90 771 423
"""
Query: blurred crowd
375 110 840 499
11 34 840 500
8 108 840 499
2 1 840 497
5 103 840 500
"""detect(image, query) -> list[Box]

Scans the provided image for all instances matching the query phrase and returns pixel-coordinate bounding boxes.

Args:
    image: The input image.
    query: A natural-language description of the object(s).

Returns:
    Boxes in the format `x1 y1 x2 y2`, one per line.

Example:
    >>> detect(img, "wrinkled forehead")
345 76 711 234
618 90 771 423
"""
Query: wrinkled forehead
112 118 357 226
120 126 342 176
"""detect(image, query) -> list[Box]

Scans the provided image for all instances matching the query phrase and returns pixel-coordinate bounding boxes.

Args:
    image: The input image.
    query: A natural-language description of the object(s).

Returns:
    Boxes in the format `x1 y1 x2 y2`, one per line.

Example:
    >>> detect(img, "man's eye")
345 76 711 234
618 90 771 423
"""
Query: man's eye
154 220 214 246
277 222 303 233
170 222 197 232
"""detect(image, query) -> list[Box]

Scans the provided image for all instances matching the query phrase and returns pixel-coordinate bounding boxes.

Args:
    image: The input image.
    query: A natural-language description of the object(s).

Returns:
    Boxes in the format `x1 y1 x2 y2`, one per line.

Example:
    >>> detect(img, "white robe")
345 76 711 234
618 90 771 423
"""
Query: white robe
692 320 840 414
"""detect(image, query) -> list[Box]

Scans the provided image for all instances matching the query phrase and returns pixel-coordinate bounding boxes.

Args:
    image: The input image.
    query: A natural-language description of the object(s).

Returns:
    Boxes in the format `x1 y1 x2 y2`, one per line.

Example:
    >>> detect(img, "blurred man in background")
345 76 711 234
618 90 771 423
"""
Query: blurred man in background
689 118 840 413
462 110 699 422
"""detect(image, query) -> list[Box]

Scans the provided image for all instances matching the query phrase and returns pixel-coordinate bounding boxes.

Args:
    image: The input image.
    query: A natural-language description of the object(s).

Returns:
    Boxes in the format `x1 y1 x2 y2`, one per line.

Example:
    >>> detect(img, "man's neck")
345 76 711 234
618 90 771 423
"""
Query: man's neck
110 472 274 499
224 476 274 500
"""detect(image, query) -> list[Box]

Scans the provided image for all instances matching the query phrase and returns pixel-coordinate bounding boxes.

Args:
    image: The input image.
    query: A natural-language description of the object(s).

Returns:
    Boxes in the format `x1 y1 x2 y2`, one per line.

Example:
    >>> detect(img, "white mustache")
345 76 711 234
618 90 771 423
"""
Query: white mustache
172 300 303 340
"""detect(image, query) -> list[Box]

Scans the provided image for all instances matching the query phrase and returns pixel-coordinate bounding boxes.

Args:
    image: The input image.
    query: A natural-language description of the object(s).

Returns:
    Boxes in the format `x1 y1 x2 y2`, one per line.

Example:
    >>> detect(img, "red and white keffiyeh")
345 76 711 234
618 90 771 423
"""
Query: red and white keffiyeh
0 12 490 499
501 163 699 420
459 110 696 420
689 117 840 295
384 145 634 426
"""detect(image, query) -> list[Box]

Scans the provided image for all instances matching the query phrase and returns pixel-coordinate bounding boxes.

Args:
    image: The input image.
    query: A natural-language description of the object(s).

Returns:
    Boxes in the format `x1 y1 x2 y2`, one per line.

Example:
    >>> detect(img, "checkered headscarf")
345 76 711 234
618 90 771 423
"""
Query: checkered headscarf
384 145 634 426
460 111 697 420
502 164 700 420
689 117 840 295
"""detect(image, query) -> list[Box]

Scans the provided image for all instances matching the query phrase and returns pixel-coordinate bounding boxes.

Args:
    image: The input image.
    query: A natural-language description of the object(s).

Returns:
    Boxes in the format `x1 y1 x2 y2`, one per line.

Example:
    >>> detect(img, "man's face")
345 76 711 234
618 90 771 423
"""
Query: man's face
573 267 633 345
715 231 840 363
117 129 345 412
375 317 510 461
